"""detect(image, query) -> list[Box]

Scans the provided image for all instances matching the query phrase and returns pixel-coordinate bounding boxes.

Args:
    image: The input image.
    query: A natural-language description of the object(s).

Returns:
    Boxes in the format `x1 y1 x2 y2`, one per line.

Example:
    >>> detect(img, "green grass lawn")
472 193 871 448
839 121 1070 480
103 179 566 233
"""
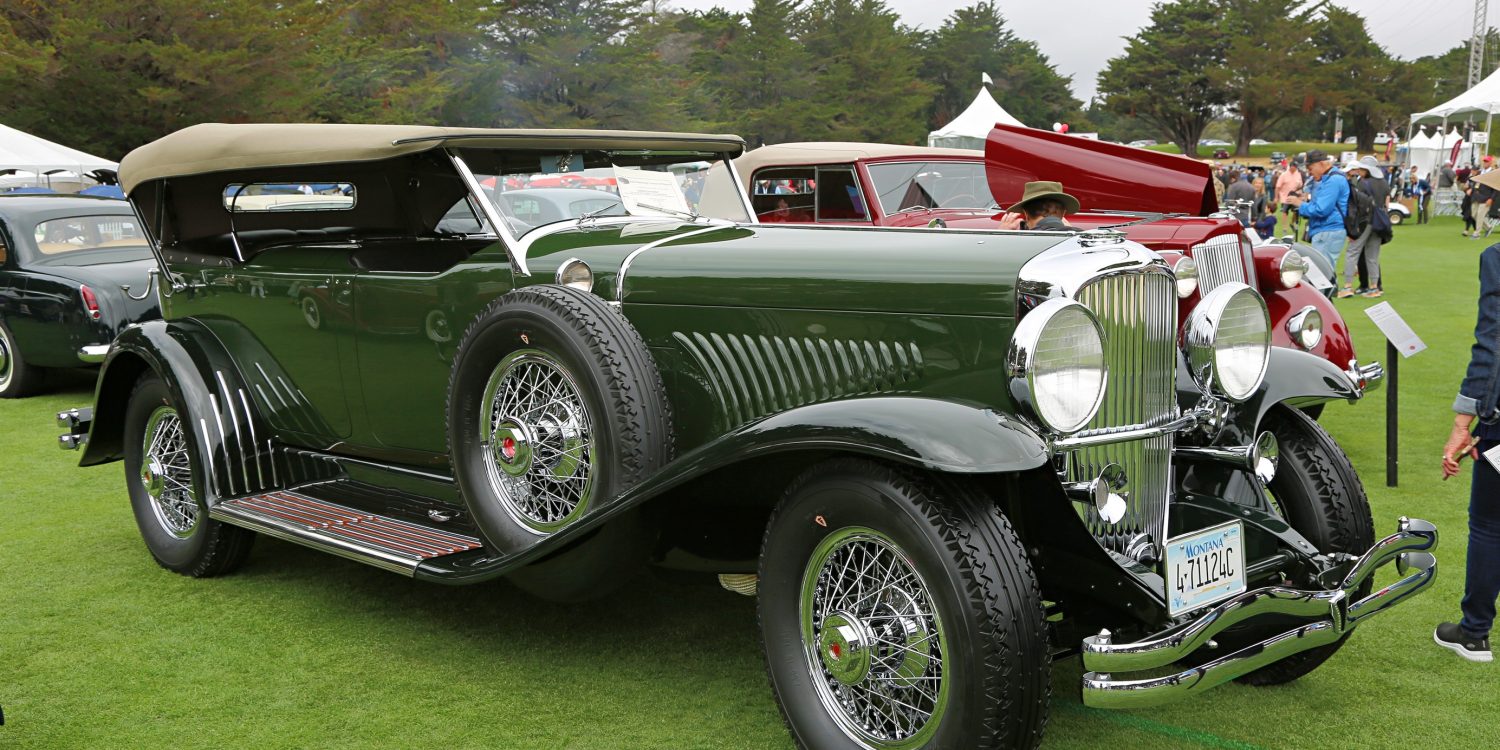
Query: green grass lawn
3 218 1497 748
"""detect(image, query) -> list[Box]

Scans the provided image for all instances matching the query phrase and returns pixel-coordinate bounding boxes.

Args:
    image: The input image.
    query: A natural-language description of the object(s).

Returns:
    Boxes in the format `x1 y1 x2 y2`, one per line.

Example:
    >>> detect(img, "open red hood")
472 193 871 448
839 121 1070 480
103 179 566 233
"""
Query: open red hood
985 124 1217 216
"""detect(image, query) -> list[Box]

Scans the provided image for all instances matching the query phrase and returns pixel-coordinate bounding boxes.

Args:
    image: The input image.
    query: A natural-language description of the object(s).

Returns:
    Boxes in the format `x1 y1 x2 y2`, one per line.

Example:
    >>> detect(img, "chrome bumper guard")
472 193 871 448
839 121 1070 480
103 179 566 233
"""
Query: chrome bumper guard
57 407 92 450
1080 516 1437 709
78 345 109 364
1349 359 1384 394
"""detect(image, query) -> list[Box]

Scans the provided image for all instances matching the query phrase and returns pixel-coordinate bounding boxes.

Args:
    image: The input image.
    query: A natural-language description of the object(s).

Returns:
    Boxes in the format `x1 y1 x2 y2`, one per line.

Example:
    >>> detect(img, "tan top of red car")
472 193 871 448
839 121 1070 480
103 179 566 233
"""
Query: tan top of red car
733 142 979 188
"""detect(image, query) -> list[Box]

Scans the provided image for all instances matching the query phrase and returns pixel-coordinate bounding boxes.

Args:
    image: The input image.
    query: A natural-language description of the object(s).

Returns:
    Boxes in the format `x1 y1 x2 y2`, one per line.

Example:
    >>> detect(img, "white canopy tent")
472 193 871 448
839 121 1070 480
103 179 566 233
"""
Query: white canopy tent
1409 67 1500 162
0 123 117 191
928 85 1025 150
1406 128 1443 178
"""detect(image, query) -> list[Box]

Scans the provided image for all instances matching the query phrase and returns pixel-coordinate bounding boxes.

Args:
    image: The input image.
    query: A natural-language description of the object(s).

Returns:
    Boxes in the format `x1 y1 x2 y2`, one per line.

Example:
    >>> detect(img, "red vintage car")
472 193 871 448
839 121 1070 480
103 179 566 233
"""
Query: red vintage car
734 125 1381 395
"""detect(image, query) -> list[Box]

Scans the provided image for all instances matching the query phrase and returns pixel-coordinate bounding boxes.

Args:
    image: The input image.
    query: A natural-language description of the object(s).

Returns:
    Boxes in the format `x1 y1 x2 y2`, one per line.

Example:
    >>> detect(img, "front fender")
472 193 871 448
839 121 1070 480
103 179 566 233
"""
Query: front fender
80 319 284 502
415 396 1049 583
1177 345 1360 446
1247 345 1360 425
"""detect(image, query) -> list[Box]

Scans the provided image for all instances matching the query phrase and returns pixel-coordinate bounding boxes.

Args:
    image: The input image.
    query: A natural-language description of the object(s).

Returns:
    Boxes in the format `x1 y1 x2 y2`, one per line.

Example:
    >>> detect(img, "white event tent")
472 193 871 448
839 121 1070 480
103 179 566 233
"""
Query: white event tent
928 83 1025 150
0 123 117 191
1409 67 1500 161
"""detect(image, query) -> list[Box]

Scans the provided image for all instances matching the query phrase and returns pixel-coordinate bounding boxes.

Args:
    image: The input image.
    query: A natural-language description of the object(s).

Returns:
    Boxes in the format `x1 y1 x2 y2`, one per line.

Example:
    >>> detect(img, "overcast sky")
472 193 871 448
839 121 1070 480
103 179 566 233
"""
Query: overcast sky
668 0 1485 101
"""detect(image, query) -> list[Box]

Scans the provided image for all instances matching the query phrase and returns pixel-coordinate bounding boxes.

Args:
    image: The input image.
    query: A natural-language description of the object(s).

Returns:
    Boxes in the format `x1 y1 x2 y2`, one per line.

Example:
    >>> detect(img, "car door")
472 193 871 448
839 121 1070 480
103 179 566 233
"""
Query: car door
186 243 359 444
349 234 504 458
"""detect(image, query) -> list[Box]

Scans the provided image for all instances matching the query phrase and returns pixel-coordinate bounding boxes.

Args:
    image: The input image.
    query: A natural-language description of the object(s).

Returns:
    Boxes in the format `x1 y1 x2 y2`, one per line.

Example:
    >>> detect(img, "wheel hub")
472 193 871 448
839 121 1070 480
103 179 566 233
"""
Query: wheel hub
141 459 167 500
818 611 874 685
491 418 534 476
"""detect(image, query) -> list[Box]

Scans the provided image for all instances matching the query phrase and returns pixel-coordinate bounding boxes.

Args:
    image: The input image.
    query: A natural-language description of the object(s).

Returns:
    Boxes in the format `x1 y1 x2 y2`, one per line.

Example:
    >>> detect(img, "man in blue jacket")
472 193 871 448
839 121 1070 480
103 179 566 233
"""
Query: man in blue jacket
1439 243 1500 662
1282 149 1349 272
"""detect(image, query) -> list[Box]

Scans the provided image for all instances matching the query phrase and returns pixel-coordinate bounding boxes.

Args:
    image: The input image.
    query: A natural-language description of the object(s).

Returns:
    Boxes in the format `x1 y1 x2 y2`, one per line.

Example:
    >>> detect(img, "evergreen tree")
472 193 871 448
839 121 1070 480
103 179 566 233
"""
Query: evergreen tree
0 0 325 158
802 0 935 145
921 3 1080 132
1097 0 1233 158
708 0 824 146
1214 0 1320 156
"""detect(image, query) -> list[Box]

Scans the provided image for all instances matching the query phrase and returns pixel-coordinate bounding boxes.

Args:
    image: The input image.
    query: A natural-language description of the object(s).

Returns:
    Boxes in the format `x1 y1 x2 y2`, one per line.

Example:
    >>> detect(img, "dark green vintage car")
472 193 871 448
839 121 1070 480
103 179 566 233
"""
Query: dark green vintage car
63 124 1437 749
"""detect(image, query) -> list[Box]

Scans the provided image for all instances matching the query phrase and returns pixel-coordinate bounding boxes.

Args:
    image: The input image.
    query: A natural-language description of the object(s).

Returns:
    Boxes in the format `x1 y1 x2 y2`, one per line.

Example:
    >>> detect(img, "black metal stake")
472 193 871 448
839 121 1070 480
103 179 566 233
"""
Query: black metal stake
1387 340 1398 488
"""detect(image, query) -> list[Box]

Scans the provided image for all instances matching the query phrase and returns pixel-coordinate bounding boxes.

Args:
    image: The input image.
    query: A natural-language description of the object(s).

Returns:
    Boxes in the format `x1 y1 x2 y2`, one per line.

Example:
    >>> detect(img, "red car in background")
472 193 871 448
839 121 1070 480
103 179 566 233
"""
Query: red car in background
733 124 1381 397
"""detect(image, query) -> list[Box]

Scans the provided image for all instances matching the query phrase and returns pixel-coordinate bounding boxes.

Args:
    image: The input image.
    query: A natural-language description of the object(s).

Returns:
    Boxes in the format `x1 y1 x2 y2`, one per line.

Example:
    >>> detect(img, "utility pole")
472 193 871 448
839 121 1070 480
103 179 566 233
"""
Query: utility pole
1471 0 1489 87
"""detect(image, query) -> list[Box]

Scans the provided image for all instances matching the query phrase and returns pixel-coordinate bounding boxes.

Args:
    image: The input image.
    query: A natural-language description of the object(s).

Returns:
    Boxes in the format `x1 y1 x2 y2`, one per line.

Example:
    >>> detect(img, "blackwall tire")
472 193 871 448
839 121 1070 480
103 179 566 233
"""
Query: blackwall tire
0 319 42 399
447 285 672 600
1235 405 1374 686
123 374 254 577
758 458 1050 750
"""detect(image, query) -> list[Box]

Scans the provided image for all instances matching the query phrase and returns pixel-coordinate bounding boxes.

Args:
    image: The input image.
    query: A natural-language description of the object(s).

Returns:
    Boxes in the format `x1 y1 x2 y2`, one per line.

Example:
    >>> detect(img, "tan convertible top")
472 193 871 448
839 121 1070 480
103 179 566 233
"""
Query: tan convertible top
119 123 747 194
734 142 980 189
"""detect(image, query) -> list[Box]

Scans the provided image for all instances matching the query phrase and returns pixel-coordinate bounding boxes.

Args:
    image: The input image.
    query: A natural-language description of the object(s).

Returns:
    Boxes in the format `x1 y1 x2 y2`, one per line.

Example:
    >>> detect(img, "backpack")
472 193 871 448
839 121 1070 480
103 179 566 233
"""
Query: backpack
1343 178 1373 239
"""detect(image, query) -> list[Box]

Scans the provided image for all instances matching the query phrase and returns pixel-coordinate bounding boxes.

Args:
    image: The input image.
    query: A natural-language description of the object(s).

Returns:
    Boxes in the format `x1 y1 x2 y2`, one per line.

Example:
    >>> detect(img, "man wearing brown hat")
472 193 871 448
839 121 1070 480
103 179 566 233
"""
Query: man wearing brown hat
998 181 1080 231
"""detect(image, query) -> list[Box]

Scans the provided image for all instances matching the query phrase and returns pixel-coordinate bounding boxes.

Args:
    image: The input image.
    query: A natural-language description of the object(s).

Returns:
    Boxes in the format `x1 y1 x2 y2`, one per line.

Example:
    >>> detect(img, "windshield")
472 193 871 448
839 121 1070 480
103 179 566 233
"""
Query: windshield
452 148 750 237
32 214 149 256
866 161 997 214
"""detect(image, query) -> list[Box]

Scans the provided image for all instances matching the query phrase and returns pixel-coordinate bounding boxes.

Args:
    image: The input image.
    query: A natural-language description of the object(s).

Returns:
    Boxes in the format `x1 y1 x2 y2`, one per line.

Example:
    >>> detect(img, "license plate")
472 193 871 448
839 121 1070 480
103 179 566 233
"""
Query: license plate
1165 521 1246 616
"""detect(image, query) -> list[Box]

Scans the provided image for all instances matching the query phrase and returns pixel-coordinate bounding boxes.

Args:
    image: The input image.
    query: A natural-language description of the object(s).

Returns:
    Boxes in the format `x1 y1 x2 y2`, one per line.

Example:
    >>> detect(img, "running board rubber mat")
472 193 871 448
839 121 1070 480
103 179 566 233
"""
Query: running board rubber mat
211 491 483 576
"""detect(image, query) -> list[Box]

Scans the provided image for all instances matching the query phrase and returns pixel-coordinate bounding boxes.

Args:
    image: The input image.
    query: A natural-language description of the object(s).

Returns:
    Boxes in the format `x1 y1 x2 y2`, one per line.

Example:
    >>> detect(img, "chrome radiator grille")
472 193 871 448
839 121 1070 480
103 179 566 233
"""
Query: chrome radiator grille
1067 272 1178 554
1192 234 1248 294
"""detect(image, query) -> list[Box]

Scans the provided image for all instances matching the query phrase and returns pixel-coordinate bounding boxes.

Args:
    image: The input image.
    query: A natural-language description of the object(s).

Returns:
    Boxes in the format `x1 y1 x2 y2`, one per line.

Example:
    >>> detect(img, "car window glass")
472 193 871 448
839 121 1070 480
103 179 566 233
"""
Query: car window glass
223 182 356 211
0 229 7 264
33 215 148 255
435 196 485 235
866 161 995 214
751 168 816 223
813 168 869 222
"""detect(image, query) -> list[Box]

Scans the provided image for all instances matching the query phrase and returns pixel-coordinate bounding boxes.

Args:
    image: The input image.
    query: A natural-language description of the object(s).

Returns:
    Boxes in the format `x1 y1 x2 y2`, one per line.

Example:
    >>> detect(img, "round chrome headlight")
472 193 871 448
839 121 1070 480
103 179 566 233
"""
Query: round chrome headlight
1286 305 1322 350
1173 256 1199 299
1184 283 1270 402
1007 298 1108 434
1279 251 1310 289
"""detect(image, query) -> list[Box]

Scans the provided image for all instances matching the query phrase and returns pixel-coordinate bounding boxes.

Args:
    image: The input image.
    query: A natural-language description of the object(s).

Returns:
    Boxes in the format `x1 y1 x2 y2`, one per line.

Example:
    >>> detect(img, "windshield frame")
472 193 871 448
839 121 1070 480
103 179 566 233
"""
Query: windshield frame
447 147 756 277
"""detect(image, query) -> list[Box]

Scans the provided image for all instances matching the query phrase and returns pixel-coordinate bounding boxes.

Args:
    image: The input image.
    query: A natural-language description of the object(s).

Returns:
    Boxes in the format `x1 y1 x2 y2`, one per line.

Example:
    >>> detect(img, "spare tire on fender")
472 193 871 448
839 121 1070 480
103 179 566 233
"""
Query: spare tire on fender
447 285 673 598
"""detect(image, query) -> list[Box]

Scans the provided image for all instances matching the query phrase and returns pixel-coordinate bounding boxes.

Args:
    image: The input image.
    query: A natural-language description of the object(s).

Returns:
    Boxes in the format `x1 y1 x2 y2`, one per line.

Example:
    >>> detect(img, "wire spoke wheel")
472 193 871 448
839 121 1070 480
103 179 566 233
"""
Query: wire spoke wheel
0 325 13 390
801 527 948 749
479 349 595 534
139 405 199 538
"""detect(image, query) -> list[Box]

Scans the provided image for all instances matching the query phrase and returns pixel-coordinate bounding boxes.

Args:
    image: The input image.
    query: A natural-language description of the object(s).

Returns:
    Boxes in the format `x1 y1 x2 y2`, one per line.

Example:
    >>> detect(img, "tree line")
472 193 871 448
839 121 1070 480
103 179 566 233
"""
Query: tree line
1097 0 1493 157
0 0 1077 160
0 0 1483 162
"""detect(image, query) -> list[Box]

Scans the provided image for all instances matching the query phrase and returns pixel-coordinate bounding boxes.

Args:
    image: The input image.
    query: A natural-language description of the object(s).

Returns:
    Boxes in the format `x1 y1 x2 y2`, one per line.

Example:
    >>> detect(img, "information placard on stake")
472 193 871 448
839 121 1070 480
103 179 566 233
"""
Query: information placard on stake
1362 302 1423 488
1364 302 1426 357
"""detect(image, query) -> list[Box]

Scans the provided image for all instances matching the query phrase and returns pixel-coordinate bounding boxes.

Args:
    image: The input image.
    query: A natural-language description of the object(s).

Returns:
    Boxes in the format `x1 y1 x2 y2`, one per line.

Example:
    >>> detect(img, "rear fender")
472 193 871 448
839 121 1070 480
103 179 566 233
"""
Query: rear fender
80 320 296 502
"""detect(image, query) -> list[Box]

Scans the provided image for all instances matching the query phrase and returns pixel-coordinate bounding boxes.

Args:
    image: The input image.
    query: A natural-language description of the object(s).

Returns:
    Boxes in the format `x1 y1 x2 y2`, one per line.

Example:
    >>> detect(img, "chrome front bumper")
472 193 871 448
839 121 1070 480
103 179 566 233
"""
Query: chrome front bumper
1080 516 1437 709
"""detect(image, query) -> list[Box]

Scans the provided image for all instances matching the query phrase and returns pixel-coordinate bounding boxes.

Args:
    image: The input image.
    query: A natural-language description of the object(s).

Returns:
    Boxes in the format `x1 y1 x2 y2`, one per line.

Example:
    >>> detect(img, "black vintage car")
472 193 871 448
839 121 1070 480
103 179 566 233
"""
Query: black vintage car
0 194 161 397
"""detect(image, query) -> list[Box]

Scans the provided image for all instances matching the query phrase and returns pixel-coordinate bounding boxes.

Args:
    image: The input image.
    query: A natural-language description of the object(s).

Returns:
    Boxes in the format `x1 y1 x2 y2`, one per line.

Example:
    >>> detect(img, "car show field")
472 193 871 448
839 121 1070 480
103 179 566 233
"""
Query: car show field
1 217 1492 749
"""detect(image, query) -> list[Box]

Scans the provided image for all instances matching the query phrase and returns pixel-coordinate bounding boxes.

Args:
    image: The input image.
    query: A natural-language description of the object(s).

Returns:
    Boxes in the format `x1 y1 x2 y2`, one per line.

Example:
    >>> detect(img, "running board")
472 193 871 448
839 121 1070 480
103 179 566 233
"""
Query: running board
210 491 484 576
